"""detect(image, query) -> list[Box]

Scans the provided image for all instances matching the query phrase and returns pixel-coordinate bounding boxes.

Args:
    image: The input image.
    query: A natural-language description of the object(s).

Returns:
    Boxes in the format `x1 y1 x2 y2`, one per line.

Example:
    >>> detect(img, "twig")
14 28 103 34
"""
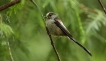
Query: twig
30 0 61 61
98 0 106 14
0 15 14 61
30 0 45 23
6 41 14 61
0 0 21 11
46 27 61 61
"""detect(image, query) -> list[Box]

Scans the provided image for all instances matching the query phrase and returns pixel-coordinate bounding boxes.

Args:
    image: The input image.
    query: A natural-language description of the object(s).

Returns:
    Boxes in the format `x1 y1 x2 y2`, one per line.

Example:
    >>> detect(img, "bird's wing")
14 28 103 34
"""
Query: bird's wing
54 18 92 56
54 18 73 36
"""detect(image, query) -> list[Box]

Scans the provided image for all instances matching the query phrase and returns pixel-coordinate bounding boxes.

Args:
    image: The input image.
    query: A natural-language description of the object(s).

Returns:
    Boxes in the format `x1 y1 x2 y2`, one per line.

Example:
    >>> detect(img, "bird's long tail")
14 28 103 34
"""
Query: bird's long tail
68 36 92 56
54 19 92 56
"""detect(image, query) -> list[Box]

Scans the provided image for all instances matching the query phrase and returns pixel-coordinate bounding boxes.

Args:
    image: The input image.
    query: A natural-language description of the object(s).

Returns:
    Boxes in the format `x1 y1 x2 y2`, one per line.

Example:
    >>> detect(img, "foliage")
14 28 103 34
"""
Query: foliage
0 0 106 61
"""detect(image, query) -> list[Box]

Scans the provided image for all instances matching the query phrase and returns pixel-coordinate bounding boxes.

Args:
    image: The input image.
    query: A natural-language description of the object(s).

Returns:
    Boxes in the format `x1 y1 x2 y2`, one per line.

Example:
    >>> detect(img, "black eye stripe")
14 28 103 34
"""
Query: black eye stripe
49 13 54 16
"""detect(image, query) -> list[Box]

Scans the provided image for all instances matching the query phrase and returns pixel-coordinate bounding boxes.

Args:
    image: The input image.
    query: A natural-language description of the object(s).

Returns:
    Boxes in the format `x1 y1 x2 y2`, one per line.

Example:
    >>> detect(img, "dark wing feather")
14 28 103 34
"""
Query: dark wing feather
54 18 92 56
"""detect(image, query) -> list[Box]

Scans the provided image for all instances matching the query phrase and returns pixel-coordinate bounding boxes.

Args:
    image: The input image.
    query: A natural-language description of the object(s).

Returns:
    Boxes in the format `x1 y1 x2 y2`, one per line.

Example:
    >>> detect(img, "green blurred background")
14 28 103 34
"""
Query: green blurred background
0 0 106 61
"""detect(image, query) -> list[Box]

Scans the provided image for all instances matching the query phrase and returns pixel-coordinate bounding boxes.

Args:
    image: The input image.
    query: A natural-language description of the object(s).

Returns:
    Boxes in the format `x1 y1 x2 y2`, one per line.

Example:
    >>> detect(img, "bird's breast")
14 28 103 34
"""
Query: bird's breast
46 19 65 36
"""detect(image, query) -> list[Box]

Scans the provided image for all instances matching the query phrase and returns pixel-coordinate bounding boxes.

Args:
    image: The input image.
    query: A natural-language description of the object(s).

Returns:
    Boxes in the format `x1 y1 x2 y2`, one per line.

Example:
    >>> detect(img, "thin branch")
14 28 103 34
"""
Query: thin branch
0 15 14 61
30 0 61 61
6 41 14 61
98 0 106 14
0 0 21 11
46 27 61 61
30 0 45 24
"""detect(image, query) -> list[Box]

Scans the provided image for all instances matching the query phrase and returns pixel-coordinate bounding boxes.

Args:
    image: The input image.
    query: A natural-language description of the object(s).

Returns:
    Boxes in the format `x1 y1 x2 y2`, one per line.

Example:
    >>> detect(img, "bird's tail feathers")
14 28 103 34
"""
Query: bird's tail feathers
68 36 92 56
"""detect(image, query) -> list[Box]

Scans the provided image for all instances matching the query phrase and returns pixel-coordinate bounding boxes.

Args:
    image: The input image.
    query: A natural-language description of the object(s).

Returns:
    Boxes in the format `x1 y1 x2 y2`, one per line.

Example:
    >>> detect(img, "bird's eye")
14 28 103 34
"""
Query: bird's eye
49 14 52 16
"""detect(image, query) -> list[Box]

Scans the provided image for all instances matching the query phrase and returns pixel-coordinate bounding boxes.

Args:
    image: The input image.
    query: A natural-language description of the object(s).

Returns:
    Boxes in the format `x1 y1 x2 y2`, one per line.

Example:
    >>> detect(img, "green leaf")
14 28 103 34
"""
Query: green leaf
0 23 14 38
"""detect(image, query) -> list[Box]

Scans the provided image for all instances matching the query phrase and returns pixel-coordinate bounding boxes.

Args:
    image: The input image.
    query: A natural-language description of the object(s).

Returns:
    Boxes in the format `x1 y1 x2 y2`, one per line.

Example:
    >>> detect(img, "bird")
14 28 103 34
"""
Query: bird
45 12 92 56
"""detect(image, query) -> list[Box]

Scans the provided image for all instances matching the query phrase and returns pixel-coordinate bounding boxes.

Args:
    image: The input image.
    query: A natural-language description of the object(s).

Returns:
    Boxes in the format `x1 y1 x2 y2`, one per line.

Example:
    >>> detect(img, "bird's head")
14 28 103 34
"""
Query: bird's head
46 12 58 19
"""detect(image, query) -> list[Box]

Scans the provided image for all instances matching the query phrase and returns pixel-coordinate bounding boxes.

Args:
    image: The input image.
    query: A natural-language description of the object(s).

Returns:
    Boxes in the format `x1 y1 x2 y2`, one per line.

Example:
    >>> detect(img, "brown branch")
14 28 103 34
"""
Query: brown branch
0 0 21 11
30 0 46 26
46 27 61 61
98 0 106 14
30 0 61 61
30 0 45 22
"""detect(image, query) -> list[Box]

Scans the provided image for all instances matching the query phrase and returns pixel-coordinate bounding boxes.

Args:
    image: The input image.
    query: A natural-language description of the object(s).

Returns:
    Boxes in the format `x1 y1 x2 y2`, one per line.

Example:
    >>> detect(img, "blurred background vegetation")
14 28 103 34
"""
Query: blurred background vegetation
0 0 106 61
